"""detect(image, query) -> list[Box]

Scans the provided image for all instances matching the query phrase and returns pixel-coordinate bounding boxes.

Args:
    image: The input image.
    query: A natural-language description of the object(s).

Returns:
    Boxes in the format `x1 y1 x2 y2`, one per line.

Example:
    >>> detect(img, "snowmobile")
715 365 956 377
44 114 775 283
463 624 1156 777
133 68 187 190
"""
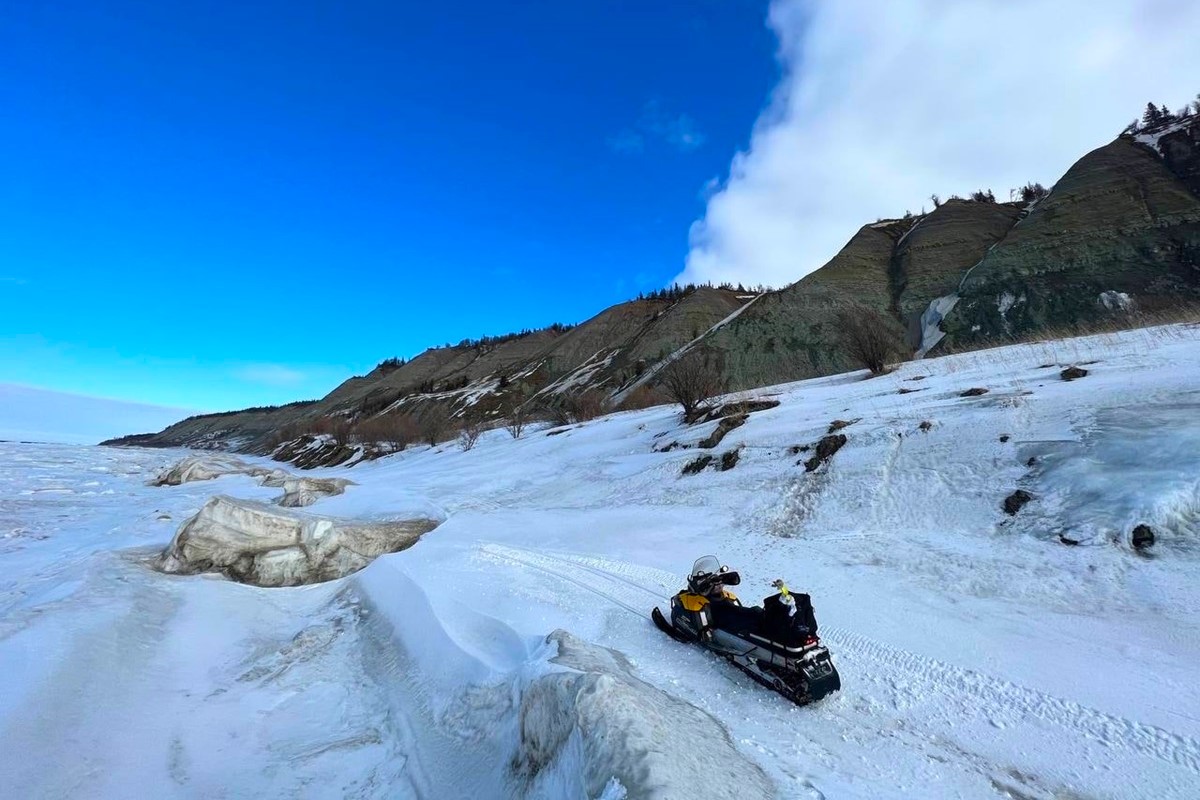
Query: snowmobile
652 556 841 706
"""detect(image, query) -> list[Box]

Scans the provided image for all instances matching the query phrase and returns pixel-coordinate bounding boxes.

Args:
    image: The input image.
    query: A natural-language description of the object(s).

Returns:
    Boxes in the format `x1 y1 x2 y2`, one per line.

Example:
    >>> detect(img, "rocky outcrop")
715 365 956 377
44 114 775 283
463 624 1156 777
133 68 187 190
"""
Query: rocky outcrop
157 496 437 587
804 434 847 472
945 131 1200 344
892 199 1023 332
704 202 1023 390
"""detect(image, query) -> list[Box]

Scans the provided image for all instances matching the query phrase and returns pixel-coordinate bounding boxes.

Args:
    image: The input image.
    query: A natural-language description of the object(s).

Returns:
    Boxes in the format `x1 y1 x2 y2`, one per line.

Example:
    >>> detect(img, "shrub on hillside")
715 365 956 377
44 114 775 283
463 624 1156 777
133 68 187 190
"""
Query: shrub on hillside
540 389 607 426
353 414 418 449
835 306 905 376
617 383 669 412
310 415 353 446
417 407 452 446
1017 182 1048 203
457 419 484 451
504 403 530 439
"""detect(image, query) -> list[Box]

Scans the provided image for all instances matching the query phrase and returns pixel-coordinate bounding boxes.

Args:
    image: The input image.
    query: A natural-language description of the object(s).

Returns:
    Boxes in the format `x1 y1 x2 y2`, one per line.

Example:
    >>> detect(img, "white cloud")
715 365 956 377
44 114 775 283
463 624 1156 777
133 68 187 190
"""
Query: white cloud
680 0 1200 287
234 363 308 386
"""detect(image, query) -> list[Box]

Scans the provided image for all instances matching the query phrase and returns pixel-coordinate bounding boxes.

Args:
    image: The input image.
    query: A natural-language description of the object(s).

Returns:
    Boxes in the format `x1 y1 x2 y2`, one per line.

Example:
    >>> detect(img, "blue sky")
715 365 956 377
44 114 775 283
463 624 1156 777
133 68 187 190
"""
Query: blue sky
0 0 777 410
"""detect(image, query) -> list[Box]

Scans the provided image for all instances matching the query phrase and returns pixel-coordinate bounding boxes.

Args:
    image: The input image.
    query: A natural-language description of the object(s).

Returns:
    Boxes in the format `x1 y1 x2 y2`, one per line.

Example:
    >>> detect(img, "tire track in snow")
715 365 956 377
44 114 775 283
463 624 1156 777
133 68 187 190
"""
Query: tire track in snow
821 628 1200 776
480 543 1200 777
477 543 650 618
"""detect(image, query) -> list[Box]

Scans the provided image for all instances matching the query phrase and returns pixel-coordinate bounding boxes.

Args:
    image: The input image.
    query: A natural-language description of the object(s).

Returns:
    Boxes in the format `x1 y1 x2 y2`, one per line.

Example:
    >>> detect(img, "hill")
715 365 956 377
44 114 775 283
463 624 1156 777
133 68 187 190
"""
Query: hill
106 104 1200 466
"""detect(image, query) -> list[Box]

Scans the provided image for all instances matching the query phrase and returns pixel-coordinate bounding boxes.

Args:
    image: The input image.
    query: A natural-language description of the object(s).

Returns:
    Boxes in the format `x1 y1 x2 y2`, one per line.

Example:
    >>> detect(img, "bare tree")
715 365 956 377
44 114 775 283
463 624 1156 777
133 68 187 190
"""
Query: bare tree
353 414 417 450
836 306 905 375
658 348 727 421
417 406 451 446
504 403 529 439
538 389 606 426
616 383 668 412
457 419 484 451
311 415 353 446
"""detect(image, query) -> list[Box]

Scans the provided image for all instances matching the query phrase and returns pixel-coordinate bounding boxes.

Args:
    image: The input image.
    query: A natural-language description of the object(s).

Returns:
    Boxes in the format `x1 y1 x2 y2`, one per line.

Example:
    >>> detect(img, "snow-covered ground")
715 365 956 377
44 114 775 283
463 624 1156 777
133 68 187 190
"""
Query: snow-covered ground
3 323 1200 798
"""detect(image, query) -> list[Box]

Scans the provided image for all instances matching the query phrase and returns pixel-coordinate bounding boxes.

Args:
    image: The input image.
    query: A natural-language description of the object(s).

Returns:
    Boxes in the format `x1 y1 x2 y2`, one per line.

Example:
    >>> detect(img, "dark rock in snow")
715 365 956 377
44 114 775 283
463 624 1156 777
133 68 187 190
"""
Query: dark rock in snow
1132 524 1155 551
681 455 713 476
1000 434 1011 443
828 418 860 434
719 448 741 471
699 413 748 449
1003 489 1033 515
804 434 847 472
1059 535 1081 546
1026 456 1038 467
1060 366 1089 381
697 399 780 424
919 421 933 432
960 387 989 397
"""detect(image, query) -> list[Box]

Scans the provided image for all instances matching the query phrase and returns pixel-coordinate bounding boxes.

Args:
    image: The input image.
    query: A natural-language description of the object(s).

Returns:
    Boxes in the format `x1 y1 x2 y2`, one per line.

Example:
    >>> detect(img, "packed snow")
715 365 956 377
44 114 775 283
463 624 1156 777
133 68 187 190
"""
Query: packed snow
3 322 1200 798
1133 117 1195 154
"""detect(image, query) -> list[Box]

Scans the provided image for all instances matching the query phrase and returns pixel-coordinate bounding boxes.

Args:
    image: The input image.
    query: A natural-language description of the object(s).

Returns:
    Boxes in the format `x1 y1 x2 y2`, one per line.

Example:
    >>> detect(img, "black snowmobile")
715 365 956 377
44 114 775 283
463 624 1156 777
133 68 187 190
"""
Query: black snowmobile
652 556 841 706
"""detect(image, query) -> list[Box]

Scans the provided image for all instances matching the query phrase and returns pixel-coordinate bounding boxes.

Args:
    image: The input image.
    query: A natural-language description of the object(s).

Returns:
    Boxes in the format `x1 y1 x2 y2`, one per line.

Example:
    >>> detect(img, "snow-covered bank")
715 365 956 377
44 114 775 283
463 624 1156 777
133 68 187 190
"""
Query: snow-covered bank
353 564 775 798
3 323 1200 798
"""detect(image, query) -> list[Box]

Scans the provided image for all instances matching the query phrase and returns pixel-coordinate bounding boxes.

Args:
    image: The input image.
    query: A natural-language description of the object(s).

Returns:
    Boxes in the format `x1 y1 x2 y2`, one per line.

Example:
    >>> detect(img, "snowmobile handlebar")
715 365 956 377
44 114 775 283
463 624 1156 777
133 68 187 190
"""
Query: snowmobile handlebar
689 569 741 594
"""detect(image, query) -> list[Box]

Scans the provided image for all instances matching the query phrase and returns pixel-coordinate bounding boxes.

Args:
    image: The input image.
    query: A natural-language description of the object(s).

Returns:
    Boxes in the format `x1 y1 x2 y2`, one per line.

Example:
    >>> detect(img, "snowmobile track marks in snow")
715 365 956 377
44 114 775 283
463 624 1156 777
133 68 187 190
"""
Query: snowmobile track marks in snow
479 543 1200 777
824 628 1200 776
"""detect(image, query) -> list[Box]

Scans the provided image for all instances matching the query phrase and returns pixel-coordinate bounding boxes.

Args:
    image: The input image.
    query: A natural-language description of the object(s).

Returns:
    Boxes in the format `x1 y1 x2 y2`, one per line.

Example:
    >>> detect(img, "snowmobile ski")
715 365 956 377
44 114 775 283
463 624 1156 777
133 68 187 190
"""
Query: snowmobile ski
652 606 693 642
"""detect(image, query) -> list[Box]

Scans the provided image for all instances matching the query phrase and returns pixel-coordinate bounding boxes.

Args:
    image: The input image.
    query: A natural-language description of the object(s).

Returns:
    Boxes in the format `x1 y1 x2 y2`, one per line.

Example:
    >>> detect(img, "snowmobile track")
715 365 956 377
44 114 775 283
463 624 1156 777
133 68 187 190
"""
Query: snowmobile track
479 542 1200 777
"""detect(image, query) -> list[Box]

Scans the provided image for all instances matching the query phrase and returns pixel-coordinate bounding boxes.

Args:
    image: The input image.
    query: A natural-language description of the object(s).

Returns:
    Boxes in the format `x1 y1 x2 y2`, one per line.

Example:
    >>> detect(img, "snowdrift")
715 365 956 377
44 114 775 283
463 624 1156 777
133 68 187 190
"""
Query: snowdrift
158 496 437 586
150 454 352 506
515 629 775 799
354 564 773 799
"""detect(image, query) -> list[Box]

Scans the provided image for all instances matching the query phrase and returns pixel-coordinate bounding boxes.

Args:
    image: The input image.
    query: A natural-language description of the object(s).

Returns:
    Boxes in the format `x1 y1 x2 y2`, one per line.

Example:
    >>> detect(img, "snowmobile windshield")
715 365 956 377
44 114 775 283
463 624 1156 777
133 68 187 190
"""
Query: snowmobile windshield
690 555 722 579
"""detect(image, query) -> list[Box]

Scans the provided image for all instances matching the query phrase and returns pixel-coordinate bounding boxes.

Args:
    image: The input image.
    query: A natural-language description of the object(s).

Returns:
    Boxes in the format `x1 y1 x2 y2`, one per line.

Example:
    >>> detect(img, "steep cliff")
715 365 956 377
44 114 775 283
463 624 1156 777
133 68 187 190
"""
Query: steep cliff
945 130 1200 343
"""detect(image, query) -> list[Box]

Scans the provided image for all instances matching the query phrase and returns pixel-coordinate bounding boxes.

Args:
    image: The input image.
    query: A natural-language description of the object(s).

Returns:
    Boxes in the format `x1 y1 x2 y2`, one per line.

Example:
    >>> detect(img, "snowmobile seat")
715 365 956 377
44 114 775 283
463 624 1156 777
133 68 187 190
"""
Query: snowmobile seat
709 600 764 635
762 592 818 645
